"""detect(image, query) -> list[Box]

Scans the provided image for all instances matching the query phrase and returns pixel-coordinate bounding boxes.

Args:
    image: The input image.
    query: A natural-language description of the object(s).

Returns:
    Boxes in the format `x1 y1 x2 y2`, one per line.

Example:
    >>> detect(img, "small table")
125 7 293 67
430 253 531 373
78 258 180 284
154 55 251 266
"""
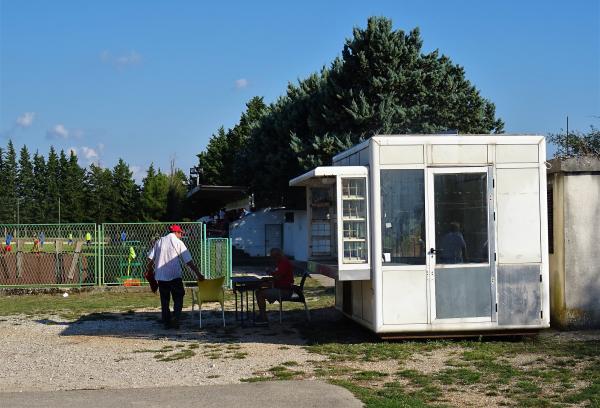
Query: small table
231 276 273 326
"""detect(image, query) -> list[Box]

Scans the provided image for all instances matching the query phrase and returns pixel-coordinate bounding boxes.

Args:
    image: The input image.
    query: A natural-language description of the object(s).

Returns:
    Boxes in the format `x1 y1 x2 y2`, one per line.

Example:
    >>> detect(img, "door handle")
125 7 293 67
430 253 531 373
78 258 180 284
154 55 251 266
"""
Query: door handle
429 248 436 255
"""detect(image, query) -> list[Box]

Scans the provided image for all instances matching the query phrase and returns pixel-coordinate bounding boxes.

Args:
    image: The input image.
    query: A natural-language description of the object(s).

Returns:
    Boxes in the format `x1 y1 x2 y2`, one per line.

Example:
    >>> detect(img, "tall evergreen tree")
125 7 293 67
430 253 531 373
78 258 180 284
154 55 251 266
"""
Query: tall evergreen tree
31 152 47 223
0 147 8 223
227 16 504 203
111 159 139 222
63 151 86 222
3 141 18 223
197 97 268 186
45 146 61 222
85 164 113 223
165 168 187 221
140 164 169 221
17 146 35 223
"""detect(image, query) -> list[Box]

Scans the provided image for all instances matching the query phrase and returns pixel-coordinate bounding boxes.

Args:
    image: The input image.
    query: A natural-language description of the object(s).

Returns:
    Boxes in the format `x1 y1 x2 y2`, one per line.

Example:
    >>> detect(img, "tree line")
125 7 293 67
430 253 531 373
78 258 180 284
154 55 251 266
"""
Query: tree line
0 140 188 224
195 17 504 205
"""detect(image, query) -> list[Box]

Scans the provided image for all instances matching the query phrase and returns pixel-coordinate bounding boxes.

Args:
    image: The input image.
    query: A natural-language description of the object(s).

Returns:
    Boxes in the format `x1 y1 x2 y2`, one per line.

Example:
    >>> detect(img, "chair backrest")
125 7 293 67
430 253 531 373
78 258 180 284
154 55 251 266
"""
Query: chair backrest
298 272 310 291
197 276 225 302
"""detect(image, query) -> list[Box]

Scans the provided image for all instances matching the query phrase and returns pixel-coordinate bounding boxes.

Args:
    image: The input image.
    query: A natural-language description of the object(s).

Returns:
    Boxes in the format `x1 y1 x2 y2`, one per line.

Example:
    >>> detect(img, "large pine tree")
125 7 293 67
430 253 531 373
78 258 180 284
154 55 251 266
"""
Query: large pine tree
17 146 35 223
209 16 505 204
140 163 170 221
2 141 19 223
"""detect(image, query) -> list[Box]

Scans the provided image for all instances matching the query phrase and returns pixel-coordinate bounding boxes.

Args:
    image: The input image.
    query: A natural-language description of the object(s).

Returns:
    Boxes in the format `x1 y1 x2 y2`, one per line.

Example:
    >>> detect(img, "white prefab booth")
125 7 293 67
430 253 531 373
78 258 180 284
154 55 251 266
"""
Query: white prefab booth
290 135 550 336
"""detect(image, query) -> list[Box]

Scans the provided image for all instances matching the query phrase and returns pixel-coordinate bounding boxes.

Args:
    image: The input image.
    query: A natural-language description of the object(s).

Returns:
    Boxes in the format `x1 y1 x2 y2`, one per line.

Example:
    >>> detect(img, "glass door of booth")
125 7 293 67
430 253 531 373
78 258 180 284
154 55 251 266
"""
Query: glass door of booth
426 167 495 323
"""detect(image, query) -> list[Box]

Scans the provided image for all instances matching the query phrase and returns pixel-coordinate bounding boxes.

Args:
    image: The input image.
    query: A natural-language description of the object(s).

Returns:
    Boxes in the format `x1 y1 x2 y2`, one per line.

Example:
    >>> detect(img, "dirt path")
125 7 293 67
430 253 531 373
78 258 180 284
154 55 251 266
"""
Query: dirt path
0 310 325 392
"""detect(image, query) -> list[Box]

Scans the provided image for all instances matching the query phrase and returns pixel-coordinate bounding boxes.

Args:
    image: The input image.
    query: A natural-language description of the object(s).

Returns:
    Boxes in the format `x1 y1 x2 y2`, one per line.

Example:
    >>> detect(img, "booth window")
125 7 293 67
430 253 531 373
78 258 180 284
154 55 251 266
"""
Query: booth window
341 178 368 263
309 186 335 257
381 170 426 265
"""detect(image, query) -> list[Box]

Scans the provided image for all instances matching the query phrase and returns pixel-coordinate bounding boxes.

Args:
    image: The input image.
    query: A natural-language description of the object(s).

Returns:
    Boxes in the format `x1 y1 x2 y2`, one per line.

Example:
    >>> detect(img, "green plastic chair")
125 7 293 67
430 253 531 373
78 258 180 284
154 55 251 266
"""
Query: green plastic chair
190 276 226 328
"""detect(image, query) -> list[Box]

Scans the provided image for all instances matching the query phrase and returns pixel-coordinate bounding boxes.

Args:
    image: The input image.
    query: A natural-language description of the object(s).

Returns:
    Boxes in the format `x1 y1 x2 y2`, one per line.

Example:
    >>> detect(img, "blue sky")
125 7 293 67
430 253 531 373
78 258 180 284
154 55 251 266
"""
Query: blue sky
1 0 598 181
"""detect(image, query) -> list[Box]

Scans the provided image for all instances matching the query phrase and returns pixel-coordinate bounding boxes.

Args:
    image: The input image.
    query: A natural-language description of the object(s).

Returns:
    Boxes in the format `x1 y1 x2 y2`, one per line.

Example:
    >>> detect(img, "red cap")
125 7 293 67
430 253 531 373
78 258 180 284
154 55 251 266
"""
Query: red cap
169 225 184 234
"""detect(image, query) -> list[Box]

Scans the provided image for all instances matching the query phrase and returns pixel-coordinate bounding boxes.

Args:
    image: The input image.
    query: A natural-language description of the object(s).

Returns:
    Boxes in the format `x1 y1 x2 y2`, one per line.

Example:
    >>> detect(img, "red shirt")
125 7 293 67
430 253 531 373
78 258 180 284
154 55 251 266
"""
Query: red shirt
273 257 294 290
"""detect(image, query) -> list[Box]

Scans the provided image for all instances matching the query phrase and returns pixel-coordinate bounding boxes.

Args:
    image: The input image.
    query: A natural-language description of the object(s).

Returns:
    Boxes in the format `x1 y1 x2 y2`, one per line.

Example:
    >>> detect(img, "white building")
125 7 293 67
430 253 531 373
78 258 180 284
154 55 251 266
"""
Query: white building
229 208 308 261
290 134 550 337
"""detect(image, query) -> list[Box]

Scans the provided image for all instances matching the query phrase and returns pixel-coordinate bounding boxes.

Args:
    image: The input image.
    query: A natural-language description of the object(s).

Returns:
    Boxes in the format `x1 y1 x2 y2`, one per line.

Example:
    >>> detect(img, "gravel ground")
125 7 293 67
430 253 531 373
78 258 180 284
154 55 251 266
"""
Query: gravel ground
0 308 326 393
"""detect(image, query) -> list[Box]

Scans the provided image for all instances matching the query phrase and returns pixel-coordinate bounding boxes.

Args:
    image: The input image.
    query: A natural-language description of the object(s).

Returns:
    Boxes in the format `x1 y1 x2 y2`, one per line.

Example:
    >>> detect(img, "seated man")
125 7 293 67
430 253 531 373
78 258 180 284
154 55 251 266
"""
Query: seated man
256 248 294 323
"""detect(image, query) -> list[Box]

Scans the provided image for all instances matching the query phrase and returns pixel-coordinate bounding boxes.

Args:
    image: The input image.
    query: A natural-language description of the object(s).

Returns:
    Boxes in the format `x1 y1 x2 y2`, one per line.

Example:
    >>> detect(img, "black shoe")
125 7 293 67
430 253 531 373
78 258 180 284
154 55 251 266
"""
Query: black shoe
170 319 180 330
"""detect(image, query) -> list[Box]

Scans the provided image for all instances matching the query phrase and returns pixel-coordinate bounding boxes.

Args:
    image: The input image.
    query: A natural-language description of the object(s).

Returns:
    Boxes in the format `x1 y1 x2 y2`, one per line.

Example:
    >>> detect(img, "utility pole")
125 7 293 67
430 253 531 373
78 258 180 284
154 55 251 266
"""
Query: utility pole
566 116 569 157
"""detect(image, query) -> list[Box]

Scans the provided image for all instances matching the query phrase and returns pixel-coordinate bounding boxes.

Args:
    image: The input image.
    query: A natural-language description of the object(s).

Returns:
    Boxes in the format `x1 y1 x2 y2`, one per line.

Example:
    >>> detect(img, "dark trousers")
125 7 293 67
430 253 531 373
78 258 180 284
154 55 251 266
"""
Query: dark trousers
157 278 185 323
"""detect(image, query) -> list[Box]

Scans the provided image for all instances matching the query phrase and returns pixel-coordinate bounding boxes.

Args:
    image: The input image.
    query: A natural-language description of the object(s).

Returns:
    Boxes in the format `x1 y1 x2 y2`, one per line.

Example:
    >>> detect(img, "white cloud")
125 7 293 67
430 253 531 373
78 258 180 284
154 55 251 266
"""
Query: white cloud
46 124 70 139
234 78 249 89
100 50 142 68
68 145 100 165
16 112 35 128
129 165 145 182
80 146 99 160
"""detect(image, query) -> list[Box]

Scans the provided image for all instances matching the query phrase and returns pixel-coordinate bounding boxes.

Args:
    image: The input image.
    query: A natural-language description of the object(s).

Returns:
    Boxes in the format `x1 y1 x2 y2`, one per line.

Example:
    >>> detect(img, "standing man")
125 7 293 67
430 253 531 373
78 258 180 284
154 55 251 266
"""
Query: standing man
256 248 294 324
146 225 204 329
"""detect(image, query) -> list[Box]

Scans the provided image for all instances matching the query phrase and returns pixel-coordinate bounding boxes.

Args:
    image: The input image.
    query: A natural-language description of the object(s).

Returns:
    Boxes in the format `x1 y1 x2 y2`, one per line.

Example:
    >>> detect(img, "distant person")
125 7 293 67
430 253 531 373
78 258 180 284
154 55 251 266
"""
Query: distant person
255 248 294 324
85 232 92 246
68 232 74 246
39 231 45 249
5 232 13 247
146 225 205 330
120 230 127 243
438 222 467 264
32 235 41 253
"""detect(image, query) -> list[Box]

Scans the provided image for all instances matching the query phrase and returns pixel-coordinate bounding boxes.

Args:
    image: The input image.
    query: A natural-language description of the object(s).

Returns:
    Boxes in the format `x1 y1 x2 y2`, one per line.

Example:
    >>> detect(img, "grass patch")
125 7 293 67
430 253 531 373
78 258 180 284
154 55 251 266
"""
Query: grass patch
353 370 389 381
155 349 196 362
133 345 174 353
331 379 433 408
435 367 481 385
0 291 159 319
240 376 269 383
268 365 303 380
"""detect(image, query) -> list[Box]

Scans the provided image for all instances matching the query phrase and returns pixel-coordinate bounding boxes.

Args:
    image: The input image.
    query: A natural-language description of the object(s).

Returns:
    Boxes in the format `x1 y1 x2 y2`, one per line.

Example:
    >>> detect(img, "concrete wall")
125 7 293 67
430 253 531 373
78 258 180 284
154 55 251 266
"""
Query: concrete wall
563 174 600 327
549 157 600 328
549 173 567 327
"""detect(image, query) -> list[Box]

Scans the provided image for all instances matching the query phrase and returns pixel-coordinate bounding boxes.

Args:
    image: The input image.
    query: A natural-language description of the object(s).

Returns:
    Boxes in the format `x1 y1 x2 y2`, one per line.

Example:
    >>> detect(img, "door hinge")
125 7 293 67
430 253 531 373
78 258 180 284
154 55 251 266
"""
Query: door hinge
495 303 498 312
493 211 496 221
494 252 497 261
540 274 542 282
493 179 495 188
541 310 543 319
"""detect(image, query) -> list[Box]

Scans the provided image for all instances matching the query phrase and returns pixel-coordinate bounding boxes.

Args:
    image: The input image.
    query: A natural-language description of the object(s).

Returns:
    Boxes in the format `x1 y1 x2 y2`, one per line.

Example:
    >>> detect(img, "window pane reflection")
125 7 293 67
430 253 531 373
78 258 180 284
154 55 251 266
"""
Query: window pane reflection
434 173 488 264
381 170 426 265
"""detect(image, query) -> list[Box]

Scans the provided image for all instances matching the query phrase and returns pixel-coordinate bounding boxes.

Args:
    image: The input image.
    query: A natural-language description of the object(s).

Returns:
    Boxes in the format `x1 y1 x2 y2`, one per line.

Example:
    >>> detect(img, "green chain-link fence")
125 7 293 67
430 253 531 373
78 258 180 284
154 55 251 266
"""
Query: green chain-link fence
99 222 231 286
0 222 232 288
0 223 99 287
206 238 233 288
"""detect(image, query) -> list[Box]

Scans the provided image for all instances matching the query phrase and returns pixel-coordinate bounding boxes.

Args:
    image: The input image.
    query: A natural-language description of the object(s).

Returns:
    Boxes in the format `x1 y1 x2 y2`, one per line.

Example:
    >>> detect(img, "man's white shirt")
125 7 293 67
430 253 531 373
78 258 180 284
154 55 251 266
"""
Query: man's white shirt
148 233 192 281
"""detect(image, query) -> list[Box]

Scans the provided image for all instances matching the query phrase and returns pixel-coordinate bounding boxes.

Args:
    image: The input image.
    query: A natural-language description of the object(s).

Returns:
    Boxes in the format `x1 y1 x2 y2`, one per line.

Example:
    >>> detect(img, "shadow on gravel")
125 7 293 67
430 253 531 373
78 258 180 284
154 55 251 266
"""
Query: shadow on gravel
48 306 376 346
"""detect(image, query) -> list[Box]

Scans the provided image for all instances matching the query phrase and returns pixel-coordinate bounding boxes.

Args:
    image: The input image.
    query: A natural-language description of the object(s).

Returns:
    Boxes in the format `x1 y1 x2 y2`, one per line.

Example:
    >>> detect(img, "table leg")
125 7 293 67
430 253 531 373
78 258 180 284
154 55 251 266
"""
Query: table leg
234 290 238 321
252 290 256 324
245 290 250 320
